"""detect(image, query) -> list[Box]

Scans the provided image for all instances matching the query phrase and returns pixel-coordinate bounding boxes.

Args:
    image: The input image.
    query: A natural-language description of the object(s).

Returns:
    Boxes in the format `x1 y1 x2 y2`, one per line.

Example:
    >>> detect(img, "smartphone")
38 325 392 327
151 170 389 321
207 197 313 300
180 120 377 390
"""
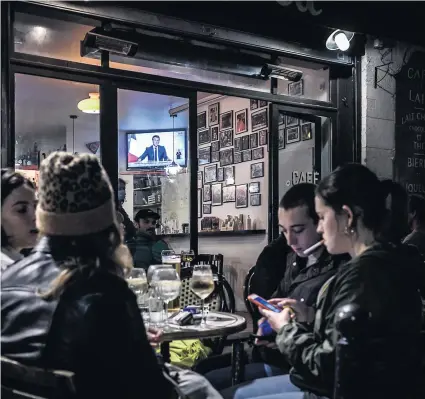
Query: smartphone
247 294 281 313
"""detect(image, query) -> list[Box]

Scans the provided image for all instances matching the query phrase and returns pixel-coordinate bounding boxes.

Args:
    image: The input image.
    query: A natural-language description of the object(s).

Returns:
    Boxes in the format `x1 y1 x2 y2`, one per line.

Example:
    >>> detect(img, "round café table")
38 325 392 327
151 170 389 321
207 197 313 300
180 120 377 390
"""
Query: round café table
159 311 247 385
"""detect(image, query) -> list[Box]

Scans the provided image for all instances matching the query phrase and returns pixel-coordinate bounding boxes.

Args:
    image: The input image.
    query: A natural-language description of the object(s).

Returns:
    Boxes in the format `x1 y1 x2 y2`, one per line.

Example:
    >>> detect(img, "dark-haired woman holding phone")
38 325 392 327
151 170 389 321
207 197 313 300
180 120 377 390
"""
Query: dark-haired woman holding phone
225 164 424 399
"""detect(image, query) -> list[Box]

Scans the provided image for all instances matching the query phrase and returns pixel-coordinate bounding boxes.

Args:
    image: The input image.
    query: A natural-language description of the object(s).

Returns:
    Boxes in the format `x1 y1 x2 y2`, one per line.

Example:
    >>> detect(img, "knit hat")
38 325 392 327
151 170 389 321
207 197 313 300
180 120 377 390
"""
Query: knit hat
36 152 117 236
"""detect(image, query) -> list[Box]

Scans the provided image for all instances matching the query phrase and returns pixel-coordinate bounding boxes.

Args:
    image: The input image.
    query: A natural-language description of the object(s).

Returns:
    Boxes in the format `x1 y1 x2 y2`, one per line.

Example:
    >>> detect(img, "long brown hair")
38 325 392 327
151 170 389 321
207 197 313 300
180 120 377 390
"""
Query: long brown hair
39 224 133 300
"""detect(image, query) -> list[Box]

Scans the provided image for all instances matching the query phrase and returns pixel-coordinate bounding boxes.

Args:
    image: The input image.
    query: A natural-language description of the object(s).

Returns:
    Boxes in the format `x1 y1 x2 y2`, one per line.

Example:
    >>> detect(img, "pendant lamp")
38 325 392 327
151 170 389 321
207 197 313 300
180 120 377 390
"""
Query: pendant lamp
77 92 100 114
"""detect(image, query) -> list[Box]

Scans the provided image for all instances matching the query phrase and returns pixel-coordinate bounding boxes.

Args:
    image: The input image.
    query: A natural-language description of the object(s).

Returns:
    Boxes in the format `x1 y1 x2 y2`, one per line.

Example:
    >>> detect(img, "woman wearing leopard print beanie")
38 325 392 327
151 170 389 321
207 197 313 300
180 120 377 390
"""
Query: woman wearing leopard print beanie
1 152 173 398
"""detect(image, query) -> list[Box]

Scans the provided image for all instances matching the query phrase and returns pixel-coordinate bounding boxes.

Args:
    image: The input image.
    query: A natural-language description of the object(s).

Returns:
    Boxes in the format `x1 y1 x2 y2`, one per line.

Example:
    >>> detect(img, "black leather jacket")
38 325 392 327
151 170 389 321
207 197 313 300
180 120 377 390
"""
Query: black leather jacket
1 238 172 399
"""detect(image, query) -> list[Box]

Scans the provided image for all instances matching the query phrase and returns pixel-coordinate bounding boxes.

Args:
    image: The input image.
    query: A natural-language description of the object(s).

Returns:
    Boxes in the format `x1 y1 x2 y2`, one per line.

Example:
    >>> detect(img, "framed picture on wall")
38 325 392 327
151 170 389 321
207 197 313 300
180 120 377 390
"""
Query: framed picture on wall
250 193 262 206
234 137 242 152
198 189 202 218
211 183 223 206
286 115 299 127
242 149 252 162
235 108 248 134
259 100 268 108
197 171 203 189
301 123 313 141
219 129 233 148
211 141 220 152
259 129 268 146
286 126 301 144
198 129 211 145
204 184 211 202
198 146 211 165
241 135 250 150
252 147 264 160
223 185 236 203
251 161 264 178
250 99 258 111
204 164 217 183
249 181 260 193
211 126 219 141
278 112 285 125
220 148 234 167
197 111 207 130
211 151 220 163
235 184 248 208
224 166 235 185
250 132 258 149
208 102 220 126
288 79 304 96
234 152 242 164
217 167 224 182
251 108 268 131
220 110 233 130
203 204 212 214
278 125 285 150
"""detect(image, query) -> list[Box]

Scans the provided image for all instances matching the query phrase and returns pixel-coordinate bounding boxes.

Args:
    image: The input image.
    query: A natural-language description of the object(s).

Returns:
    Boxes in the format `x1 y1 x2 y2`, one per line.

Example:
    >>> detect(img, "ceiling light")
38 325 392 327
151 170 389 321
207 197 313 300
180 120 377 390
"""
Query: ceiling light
326 30 354 52
259 64 303 81
77 93 100 114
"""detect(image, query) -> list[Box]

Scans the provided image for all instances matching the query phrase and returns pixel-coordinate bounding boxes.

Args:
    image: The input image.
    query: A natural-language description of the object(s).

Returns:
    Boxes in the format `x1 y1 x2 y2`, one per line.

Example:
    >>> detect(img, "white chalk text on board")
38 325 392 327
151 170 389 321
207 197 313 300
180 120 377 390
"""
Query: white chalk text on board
286 171 320 186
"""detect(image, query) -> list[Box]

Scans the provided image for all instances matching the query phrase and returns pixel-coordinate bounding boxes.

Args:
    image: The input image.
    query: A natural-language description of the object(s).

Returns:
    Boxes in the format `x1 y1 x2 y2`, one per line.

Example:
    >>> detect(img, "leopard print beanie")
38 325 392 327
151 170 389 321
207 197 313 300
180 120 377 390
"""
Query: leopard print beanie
36 152 117 236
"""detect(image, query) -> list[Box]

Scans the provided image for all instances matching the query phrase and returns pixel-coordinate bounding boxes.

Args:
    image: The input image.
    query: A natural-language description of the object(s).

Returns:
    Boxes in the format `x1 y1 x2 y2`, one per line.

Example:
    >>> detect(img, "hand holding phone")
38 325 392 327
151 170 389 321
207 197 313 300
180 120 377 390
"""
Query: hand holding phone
247 294 281 313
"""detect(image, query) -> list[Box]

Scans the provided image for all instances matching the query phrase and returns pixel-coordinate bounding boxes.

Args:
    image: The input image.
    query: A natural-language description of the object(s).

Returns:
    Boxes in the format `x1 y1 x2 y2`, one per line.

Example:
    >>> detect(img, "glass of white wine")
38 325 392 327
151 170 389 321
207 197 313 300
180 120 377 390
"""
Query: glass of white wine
190 264 215 327
147 264 173 286
126 268 148 307
151 267 181 331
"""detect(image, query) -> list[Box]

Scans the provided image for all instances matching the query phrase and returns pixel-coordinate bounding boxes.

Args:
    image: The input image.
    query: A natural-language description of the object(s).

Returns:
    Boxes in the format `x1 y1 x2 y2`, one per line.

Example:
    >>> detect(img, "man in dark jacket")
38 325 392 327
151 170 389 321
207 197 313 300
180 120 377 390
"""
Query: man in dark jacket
128 208 171 270
404 194 425 257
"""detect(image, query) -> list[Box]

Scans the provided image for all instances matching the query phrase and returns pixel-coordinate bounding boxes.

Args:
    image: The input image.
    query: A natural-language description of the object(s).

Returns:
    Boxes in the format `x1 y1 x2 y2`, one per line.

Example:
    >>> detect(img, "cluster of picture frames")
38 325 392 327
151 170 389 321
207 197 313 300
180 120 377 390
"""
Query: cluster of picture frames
277 112 313 150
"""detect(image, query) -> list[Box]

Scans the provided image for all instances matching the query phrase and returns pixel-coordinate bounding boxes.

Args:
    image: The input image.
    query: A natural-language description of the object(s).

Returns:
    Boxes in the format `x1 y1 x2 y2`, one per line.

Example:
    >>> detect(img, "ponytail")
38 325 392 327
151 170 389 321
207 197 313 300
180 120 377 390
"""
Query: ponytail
378 180 409 244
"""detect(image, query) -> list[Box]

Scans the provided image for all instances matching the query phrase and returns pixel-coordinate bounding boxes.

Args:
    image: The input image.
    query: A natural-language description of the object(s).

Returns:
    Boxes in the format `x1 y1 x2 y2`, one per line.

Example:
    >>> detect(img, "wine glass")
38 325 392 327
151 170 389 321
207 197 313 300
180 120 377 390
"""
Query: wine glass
147 264 173 285
126 268 148 306
151 268 181 330
189 264 215 327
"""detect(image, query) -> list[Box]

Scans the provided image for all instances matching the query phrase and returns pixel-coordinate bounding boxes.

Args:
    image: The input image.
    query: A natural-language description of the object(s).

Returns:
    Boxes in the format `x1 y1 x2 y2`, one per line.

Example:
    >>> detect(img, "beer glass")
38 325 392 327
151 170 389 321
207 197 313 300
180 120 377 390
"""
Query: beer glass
190 264 215 327
161 250 182 312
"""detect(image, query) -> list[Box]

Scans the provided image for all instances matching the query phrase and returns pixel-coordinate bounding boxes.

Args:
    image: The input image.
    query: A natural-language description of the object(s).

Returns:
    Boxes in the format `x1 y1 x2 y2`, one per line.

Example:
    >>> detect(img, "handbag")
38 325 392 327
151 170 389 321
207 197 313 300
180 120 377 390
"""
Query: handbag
162 362 223 399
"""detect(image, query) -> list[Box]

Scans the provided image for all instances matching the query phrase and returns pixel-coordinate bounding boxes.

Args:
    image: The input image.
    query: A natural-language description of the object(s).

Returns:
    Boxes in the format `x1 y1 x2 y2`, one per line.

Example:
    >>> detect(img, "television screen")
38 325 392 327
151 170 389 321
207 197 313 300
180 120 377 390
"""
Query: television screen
127 129 187 170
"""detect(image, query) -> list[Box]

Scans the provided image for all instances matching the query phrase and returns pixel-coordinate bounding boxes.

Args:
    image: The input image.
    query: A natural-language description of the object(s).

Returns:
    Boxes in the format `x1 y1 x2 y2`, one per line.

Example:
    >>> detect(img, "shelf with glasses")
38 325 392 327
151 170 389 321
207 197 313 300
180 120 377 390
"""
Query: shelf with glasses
158 229 266 238
134 185 162 191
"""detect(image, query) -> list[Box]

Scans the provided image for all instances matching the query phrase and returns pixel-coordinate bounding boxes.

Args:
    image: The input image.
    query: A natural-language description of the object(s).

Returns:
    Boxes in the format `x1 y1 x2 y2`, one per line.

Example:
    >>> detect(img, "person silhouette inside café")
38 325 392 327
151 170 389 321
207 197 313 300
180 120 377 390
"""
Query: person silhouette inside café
221 164 424 399
138 134 169 162
404 194 425 257
203 183 349 391
1 152 173 399
117 178 137 242
128 208 171 270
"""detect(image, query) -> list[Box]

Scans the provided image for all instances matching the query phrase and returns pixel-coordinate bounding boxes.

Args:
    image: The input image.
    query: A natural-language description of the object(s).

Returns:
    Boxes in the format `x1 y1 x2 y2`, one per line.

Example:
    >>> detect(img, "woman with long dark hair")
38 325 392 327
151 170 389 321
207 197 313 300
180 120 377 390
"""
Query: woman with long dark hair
1 153 172 398
227 164 423 399
1 169 37 269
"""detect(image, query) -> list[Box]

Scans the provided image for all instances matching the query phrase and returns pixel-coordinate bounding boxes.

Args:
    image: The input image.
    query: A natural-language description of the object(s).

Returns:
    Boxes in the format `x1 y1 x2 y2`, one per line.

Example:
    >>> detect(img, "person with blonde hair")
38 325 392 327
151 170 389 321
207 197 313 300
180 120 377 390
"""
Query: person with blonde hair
1 152 172 398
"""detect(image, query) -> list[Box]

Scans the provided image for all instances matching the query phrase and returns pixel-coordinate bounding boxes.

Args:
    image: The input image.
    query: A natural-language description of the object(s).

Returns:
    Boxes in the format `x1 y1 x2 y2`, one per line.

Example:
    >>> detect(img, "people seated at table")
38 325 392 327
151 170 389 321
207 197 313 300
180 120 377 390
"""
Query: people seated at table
223 164 424 399
1 169 38 270
203 183 349 391
1 152 173 399
404 194 425 257
127 208 172 270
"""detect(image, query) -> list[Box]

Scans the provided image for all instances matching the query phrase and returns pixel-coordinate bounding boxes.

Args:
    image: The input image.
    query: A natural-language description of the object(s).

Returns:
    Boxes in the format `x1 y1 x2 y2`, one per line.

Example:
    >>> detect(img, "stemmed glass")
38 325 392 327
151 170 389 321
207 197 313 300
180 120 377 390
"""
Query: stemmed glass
151 267 181 331
189 264 215 327
126 268 148 319
147 264 173 285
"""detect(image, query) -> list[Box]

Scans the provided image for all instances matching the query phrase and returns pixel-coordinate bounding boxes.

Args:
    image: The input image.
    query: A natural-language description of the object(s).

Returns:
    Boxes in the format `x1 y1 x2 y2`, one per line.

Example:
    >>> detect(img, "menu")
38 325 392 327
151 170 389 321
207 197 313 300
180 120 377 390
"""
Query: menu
394 51 425 196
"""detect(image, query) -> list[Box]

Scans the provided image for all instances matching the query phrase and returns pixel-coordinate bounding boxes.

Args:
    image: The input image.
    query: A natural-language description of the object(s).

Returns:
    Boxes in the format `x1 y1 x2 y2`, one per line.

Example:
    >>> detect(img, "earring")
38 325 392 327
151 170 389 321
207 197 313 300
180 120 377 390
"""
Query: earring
344 226 355 236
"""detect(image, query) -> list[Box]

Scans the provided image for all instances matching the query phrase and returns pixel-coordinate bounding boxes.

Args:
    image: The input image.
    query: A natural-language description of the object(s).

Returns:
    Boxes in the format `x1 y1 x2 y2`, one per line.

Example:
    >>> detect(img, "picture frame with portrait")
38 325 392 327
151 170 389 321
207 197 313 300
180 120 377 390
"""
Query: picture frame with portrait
286 126 301 144
223 185 236 203
219 148 234 167
234 152 242 164
203 204 212 214
251 161 264 178
286 115 299 127
217 167 224 182
197 171 203 189
235 184 248 208
250 193 261 206
220 110 233 131
197 111 207 130
204 164 217 183
249 181 260 194
235 108 248 135
242 150 252 162
250 99 258 111
259 100 268 108
241 135 250 150
198 128 211 145
234 137 242 152
258 129 268 146
211 183 223 206
301 123 313 141
211 141 220 152
211 126 219 141
203 184 211 202
198 146 211 165
250 132 258 149
252 147 264 160
208 102 220 126
251 108 268 131
278 125 285 150
219 129 233 148
211 151 219 163
288 79 304 96
224 165 235 185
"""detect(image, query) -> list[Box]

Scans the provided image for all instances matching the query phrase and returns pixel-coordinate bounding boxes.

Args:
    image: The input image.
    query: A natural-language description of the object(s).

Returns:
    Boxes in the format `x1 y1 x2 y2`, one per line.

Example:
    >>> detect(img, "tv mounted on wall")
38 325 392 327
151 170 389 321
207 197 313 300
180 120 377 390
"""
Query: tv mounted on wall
126 128 188 170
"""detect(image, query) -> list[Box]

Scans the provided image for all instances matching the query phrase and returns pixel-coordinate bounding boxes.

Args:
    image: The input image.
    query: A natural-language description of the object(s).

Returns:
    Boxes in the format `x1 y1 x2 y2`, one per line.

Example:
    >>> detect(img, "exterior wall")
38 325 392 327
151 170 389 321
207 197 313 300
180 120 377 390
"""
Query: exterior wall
361 37 425 178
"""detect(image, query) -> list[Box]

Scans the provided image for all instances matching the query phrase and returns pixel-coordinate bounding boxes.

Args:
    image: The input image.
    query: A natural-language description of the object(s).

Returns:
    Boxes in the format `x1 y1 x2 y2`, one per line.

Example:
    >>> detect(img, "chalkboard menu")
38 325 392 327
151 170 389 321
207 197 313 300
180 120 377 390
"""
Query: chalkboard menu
394 51 425 196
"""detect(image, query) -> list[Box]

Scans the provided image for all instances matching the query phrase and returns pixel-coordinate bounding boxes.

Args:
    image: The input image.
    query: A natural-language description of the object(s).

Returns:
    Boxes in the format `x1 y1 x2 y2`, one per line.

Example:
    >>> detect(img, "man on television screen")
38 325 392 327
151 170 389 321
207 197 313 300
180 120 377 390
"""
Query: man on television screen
138 135 169 162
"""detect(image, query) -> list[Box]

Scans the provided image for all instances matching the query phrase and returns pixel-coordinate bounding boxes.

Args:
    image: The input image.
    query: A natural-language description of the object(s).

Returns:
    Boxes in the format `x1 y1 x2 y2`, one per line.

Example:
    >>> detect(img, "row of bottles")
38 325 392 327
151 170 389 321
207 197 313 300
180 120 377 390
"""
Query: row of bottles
15 142 66 167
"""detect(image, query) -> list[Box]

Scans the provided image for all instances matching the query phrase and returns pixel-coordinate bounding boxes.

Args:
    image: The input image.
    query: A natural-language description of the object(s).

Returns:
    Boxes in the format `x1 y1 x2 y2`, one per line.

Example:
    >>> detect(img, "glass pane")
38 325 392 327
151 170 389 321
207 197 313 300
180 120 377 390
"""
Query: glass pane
118 89 191 252
275 57 329 102
14 74 100 183
110 56 271 93
14 12 100 66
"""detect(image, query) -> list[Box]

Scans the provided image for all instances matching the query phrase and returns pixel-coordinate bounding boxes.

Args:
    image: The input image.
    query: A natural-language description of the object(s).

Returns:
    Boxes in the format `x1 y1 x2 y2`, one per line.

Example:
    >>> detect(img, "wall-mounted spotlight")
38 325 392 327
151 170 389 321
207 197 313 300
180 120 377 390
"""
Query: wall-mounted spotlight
326 30 354 52
260 64 303 81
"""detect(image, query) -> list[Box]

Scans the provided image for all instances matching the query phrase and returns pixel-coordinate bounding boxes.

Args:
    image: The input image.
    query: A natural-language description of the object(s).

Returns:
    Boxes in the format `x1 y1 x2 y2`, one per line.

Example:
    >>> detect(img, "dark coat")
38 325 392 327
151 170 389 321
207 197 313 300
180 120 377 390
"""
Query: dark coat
1 238 172 399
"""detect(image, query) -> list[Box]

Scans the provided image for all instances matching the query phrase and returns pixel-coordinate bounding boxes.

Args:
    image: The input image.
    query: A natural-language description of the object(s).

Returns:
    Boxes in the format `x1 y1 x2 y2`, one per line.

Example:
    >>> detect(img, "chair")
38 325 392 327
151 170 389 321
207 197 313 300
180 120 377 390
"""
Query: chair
243 265 257 333
1 356 76 399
